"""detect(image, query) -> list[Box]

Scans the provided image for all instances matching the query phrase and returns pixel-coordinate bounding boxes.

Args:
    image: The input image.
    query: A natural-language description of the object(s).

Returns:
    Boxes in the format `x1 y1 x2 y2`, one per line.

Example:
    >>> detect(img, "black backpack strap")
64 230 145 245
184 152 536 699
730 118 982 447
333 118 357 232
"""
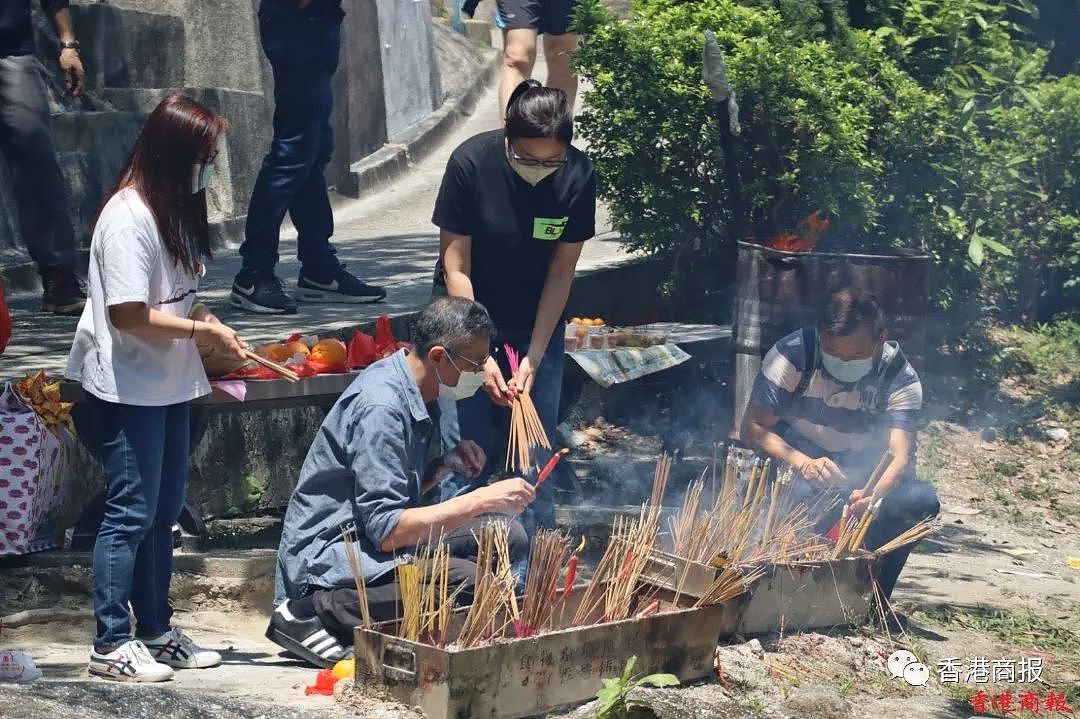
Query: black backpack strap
793 327 817 399
875 345 908 413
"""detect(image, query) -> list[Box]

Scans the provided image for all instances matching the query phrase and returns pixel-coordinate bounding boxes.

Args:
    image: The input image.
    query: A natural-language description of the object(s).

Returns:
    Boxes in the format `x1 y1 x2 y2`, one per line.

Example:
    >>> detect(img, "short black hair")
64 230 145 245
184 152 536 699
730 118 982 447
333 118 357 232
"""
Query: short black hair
412 296 496 355
819 286 885 337
504 79 573 143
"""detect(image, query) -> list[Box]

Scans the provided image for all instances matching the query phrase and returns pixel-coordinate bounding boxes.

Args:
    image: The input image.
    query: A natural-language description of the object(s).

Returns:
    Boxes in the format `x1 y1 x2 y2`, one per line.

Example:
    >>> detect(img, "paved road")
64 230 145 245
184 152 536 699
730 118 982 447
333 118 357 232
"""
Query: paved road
0 52 624 379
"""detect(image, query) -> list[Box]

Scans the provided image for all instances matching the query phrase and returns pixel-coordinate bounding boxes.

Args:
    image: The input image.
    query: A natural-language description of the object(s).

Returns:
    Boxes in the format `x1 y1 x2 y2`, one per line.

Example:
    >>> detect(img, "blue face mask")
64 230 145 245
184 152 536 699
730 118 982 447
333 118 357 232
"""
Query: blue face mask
821 351 874 383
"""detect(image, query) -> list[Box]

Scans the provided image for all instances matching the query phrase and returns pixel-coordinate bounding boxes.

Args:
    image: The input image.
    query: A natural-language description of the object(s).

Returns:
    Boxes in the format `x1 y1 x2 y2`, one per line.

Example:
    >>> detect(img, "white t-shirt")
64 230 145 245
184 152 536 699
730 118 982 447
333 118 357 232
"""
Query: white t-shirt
66 188 211 406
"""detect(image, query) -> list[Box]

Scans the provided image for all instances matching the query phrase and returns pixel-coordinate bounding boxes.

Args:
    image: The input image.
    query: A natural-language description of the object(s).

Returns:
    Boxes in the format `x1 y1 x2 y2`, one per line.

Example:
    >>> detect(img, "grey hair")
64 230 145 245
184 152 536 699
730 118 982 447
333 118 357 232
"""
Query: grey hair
412 296 496 355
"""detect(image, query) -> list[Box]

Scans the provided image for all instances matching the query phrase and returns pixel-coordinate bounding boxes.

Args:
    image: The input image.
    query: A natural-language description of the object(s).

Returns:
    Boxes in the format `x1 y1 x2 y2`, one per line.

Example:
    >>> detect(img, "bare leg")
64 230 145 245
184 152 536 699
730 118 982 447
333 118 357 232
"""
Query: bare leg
499 28 539 114
543 32 579 109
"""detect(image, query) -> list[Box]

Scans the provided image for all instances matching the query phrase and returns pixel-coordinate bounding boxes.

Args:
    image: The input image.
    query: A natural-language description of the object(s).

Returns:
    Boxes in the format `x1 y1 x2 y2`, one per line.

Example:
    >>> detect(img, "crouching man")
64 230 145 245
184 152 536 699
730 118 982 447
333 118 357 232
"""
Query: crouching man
269 297 533 667
741 285 939 600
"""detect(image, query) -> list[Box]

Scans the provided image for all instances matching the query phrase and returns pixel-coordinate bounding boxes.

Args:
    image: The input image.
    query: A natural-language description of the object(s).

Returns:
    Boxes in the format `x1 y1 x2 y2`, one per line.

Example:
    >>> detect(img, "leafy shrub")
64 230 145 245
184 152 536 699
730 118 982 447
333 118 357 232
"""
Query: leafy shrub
573 0 1078 323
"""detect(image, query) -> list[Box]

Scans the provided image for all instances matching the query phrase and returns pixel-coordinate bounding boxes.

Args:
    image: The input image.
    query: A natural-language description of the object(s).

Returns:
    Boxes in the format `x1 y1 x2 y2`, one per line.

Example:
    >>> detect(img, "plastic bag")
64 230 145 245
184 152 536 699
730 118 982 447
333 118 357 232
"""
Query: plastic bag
0 650 42 683
347 331 378 369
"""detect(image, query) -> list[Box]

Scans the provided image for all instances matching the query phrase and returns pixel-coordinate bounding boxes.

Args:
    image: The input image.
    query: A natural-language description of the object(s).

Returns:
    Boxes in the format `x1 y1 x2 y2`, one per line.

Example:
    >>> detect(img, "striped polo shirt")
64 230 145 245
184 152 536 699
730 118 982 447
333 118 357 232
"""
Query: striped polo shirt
749 329 922 460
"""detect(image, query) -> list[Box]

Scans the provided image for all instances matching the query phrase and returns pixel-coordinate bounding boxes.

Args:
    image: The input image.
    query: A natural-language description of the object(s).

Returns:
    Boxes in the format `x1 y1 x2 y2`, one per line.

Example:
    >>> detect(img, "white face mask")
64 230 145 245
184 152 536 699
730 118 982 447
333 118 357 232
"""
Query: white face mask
509 157 560 187
191 161 216 194
821 351 874 383
436 353 485 400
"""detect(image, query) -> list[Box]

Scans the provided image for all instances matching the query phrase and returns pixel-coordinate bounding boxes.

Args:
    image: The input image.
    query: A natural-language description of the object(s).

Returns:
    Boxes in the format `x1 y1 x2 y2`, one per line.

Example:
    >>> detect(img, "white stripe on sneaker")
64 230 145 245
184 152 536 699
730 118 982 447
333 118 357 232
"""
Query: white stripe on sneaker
301 630 331 648
310 637 339 656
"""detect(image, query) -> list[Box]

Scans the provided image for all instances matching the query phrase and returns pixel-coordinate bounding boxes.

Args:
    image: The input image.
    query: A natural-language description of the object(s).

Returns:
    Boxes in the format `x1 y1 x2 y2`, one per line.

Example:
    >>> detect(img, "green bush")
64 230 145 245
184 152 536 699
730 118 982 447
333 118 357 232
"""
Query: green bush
572 0 1078 322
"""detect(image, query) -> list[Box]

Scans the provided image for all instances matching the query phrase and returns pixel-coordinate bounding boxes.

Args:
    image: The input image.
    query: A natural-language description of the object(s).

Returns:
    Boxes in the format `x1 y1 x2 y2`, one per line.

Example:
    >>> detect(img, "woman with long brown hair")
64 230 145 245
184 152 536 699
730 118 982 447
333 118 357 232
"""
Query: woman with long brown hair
66 93 245 682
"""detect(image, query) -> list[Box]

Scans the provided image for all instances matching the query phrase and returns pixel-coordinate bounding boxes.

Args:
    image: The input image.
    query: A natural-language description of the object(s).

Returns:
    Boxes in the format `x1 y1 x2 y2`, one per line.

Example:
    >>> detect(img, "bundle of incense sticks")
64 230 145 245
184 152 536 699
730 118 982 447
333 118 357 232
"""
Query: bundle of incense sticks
871 519 936 556
573 456 671 625
417 541 456 645
396 562 423 641
341 526 373 630
833 449 894 557
456 520 519 647
693 564 767 607
518 529 571 637
456 571 506 648
503 344 551 474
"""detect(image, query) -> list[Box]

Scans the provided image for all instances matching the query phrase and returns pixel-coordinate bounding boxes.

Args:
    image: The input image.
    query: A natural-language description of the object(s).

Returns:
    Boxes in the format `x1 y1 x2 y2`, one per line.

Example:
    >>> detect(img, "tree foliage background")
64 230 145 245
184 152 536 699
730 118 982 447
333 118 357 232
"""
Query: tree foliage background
572 0 1079 324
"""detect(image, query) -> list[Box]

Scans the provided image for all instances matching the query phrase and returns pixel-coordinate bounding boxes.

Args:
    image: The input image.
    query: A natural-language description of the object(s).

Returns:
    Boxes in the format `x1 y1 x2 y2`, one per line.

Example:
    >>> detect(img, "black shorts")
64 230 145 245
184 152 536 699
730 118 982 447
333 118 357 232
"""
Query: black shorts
495 0 578 35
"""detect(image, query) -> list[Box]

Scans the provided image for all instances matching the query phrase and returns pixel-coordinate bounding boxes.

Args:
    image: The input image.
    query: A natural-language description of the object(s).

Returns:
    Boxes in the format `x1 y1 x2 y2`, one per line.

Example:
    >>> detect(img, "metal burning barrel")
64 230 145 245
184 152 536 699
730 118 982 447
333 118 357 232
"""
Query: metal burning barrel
731 240 931 435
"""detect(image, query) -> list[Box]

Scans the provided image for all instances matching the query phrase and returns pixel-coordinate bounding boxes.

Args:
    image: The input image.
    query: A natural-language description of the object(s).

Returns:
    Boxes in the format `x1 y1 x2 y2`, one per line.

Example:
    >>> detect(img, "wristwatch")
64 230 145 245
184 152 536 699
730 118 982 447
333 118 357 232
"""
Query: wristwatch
59 40 80 51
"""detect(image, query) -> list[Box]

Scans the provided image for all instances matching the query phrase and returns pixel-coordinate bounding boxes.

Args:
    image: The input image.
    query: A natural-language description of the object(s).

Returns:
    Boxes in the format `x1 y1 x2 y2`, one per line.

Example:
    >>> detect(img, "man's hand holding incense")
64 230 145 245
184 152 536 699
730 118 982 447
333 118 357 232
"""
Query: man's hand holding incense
798 456 846 487
847 489 871 515
471 477 535 516
482 356 512 407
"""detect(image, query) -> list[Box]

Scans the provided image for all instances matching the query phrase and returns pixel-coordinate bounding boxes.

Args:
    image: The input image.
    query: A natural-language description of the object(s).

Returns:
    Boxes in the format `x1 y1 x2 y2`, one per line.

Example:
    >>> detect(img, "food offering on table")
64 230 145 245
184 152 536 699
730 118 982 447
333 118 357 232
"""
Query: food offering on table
565 317 668 351
612 328 668 348
205 314 411 381
565 317 611 351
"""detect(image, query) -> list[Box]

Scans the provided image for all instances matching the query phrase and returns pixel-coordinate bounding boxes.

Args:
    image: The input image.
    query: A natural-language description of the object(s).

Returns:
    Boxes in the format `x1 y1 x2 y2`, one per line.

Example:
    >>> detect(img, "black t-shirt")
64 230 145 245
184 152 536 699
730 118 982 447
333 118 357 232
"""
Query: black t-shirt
431 130 596 332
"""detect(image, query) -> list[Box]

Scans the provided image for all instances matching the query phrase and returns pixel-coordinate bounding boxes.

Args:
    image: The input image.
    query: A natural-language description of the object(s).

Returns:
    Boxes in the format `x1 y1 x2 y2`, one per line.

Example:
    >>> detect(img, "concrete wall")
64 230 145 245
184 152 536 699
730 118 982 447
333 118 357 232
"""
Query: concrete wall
377 0 442 137
0 0 444 289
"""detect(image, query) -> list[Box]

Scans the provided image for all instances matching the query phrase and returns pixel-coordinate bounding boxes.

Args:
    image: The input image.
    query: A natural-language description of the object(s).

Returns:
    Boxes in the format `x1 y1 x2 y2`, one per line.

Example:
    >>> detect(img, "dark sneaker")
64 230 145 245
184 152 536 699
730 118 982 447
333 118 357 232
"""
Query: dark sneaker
296 264 386 304
265 602 351 668
230 272 298 314
42 269 87 316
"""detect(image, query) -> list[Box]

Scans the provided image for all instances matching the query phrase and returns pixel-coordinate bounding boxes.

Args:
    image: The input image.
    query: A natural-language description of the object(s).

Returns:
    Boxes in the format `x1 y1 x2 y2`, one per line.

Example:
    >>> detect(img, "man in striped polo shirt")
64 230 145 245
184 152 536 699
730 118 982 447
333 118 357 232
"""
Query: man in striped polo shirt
741 286 939 600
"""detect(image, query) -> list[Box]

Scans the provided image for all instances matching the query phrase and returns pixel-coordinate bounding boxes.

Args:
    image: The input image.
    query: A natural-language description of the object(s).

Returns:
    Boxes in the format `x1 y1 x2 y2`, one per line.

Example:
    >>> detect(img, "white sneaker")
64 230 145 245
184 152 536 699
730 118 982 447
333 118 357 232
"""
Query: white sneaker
142 628 222 669
0 650 43 683
88 640 174 682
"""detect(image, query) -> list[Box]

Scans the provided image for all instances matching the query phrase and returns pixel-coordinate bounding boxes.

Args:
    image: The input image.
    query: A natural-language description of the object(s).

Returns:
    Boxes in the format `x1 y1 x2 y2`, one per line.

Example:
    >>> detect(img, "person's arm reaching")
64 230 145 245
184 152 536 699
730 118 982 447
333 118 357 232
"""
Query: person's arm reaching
440 229 474 300
46 3 84 97
110 303 243 358
510 241 583 396
741 403 846 485
349 403 536 552
380 478 535 551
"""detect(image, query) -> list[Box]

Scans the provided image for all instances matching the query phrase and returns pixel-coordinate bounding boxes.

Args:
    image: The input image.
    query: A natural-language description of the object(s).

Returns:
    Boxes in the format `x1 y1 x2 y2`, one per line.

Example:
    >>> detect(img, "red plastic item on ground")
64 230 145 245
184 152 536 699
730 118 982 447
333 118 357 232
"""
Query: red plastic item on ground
304 668 339 696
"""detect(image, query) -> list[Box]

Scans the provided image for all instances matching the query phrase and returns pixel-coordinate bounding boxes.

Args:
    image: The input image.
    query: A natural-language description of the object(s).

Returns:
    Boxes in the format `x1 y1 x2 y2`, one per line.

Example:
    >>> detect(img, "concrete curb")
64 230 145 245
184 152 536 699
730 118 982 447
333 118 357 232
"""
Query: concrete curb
348 48 500 199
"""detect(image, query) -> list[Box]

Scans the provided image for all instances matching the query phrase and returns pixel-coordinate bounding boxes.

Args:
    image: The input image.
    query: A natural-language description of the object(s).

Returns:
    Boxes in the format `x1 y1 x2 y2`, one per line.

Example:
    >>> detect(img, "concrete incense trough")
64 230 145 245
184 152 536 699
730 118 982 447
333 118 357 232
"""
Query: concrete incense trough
737 556 879 635
640 548 880 635
352 589 738 719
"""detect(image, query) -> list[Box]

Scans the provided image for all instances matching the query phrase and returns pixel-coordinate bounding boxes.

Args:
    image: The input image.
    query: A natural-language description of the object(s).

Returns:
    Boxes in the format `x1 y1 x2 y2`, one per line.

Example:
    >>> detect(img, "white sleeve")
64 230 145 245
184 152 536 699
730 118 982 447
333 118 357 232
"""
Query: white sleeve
97 223 158 307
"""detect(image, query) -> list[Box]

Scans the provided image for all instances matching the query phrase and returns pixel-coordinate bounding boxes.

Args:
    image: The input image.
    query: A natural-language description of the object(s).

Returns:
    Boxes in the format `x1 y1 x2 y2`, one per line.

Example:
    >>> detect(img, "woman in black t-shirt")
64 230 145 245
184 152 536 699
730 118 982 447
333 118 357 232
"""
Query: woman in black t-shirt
431 80 596 532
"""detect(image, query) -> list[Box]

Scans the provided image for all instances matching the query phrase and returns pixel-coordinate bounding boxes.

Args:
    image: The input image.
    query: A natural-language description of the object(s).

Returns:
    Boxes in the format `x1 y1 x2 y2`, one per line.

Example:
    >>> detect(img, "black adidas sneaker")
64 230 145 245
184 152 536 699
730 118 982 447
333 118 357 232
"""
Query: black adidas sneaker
265 602 351 668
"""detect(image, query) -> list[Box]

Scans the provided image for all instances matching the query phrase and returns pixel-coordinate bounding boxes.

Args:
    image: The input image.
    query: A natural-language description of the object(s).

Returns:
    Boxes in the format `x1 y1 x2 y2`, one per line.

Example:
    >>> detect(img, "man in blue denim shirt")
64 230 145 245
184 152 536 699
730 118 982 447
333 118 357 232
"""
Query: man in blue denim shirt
269 297 534 667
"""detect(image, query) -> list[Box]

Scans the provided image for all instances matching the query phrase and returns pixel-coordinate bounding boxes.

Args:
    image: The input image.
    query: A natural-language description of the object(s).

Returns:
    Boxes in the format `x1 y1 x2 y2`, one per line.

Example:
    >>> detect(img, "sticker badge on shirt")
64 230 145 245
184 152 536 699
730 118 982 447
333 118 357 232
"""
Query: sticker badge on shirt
533 216 569 241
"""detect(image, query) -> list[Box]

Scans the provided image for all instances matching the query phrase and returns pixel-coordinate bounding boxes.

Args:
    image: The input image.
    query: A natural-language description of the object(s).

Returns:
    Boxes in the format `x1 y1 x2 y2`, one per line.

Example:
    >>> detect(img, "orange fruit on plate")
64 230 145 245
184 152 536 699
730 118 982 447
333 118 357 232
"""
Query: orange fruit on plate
310 338 347 364
284 340 310 358
257 343 292 362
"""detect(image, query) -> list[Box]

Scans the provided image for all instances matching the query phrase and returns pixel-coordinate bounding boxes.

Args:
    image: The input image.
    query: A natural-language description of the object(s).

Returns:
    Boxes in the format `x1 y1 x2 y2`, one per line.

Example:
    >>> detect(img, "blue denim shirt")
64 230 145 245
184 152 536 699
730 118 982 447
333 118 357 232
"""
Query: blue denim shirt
274 350 437 604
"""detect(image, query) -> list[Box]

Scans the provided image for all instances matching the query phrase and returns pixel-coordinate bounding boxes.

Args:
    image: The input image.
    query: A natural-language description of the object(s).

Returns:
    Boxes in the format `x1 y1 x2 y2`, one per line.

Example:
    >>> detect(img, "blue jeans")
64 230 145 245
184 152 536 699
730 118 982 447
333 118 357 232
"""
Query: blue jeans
790 465 940 599
438 329 564 535
240 0 343 277
82 397 190 650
